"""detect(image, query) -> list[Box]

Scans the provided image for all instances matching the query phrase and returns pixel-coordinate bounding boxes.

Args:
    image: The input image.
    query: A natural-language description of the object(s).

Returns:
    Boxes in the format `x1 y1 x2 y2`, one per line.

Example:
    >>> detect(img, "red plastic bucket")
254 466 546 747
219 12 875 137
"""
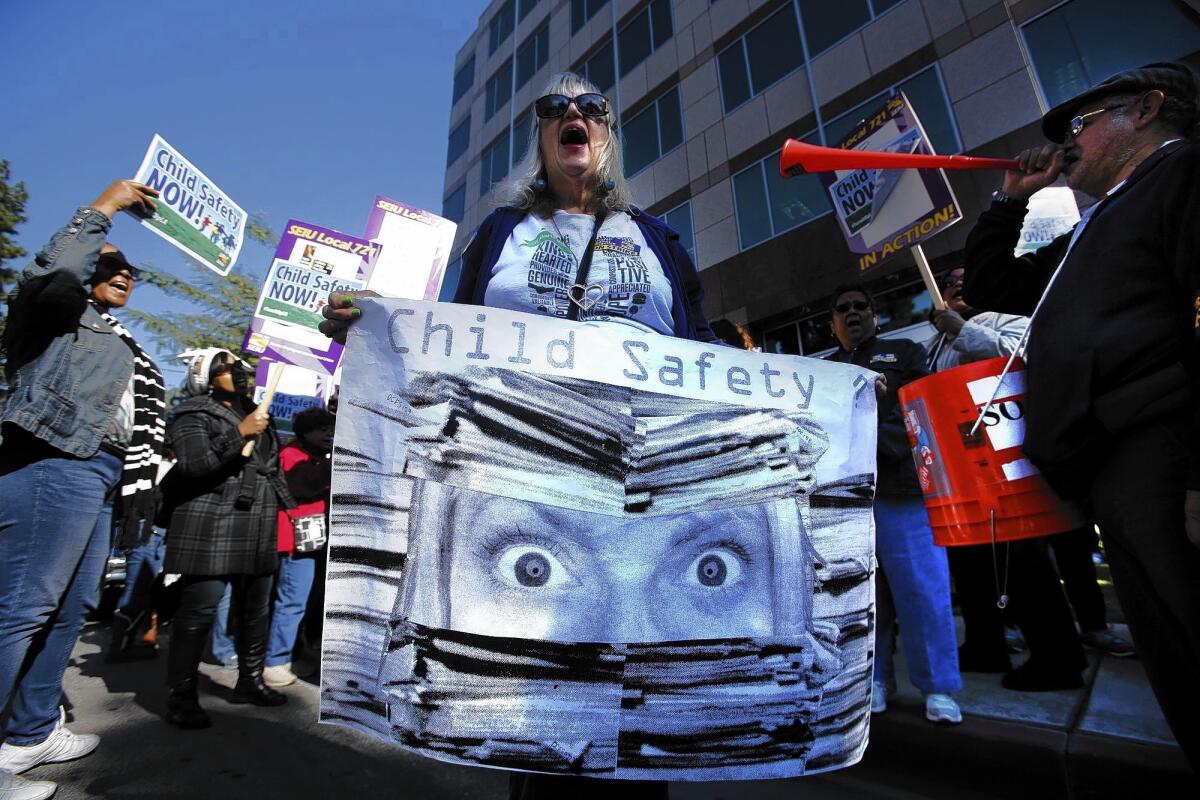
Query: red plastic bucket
897 356 1083 546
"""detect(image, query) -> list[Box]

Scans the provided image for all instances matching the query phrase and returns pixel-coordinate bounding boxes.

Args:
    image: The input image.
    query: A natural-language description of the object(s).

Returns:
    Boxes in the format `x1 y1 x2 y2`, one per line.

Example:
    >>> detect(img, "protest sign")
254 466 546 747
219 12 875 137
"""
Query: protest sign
243 220 380 375
1014 187 1080 255
320 298 879 780
252 359 333 436
819 93 961 272
133 134 246 276
362 196 456 299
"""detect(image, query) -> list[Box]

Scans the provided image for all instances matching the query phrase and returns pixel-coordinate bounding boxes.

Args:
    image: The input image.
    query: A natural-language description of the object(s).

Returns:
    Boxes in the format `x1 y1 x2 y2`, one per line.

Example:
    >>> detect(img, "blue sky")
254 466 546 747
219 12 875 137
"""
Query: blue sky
2 0 484 380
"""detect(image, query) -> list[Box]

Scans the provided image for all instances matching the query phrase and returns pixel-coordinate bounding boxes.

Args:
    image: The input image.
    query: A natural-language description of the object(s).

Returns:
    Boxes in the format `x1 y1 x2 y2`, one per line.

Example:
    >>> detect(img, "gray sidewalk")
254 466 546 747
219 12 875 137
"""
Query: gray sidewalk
865 621 1193 798
29 619 1196 799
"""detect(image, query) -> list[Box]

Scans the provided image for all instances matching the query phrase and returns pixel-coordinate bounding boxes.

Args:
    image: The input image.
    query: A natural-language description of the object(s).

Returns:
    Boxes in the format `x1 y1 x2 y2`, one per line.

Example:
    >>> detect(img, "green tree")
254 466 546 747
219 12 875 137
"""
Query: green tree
126 214 277 362
0 159 30 345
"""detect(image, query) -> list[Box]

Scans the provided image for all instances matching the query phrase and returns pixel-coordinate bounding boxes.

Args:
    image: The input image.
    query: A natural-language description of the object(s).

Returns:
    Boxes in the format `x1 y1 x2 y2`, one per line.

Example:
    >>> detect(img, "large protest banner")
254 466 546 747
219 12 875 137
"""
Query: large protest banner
819 93 961 272
243 220 380 375
133 134 246 276
363 196 457 300
319 298 879 780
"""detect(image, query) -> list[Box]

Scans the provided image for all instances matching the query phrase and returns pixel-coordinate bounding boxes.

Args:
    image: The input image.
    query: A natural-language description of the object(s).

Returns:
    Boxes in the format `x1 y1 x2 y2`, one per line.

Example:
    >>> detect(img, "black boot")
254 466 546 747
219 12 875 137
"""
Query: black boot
230 586 287 707
167 678 212 729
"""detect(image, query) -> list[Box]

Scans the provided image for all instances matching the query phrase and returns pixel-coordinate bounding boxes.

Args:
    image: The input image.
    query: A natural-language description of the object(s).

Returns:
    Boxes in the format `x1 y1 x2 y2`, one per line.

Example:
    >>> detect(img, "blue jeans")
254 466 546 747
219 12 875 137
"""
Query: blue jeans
266 552 316 667
209 583 237 664
873 495 962 695
116 528 165 615
0 445 120 745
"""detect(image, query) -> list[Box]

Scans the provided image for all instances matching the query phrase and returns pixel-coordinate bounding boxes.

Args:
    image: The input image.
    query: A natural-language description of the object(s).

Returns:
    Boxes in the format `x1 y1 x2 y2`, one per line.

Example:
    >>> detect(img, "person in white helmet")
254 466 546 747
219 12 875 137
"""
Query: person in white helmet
158 348 295 729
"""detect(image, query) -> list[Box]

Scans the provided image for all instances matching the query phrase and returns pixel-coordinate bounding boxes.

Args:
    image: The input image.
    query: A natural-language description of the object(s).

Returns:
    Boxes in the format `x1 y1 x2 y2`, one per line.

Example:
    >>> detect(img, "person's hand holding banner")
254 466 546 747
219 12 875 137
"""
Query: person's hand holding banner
318 289 380 344
92 179 159 221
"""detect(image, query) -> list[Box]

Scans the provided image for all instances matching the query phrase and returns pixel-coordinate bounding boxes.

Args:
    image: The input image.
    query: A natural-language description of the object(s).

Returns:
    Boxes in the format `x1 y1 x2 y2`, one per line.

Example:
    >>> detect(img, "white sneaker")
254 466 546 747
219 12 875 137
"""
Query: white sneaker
0 709 98 775
0 769 56 800
870 681 888 714
262 664 298 688
924 693 962 724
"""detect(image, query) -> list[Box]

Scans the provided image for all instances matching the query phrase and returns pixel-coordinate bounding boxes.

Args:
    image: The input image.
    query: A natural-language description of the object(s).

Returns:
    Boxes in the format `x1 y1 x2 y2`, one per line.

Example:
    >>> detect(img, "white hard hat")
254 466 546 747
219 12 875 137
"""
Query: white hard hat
177 348 251 396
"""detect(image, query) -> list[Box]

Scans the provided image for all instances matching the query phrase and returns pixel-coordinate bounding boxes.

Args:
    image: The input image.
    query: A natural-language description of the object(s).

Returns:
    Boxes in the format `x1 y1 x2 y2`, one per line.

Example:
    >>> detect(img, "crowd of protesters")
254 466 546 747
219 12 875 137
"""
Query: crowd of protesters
1 59 1197 799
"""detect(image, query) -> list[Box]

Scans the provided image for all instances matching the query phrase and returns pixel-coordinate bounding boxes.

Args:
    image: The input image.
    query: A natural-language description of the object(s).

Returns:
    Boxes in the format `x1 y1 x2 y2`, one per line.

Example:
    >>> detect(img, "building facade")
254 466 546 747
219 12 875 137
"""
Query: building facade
439 0 1200 353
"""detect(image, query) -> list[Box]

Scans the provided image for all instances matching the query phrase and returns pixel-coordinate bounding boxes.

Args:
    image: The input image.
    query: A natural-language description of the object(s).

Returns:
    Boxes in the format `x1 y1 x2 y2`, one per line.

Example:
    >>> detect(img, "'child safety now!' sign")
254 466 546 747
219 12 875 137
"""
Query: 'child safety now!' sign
133 134 246 276
818 93 961 272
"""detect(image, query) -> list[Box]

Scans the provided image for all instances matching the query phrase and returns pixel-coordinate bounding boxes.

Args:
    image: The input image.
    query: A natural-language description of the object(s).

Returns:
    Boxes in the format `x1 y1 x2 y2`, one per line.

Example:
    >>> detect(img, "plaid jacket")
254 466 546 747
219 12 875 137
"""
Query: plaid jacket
162 395 294 576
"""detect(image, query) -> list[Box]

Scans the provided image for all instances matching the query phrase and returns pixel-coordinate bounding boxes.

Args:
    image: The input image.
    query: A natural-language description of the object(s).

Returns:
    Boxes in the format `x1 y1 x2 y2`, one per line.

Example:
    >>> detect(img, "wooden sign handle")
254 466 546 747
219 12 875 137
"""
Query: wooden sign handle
912 244 946 312
242 362 283 457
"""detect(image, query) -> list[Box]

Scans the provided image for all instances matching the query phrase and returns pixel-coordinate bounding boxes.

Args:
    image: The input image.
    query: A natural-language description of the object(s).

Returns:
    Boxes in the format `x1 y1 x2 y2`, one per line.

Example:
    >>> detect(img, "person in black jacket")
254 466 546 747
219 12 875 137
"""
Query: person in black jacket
825 285 962 725
161 349 295 729
962 61 1200 770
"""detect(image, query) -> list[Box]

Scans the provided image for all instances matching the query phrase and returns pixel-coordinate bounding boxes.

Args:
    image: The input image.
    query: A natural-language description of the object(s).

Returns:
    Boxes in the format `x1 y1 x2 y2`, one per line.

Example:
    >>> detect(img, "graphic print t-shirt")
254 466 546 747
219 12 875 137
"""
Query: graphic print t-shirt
484 211 674 336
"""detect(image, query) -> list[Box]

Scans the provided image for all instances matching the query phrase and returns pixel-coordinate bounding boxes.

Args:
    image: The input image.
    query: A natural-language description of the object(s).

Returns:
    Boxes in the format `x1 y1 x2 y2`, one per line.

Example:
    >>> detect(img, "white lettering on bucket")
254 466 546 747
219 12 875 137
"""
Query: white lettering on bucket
966 371 1026 406
1001 458 1039 481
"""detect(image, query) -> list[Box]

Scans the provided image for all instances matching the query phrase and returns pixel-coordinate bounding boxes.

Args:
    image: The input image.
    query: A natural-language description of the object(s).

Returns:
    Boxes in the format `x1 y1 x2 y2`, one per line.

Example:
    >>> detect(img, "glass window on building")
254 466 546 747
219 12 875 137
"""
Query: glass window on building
518 0 541 22
618 0 673 77
716 5 803 112
438 257 463 303
452 56 475 105
797 0 902 58
571 0 610 34
517 22 550 89
663 201 697 264
797 0 870 57
732 134 828 250
822 65 961 154
622 86 683 175
578 38 616 92
485 59 514 120
512 110 534 167
442 184 466 224
489 0 516 55
446 116 471 167
1022 0 1200 108
481 129 512 197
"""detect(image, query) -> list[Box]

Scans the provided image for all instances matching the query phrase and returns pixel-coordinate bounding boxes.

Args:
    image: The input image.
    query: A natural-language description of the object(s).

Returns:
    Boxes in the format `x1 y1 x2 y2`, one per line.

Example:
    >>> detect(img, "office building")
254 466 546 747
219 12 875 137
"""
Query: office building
440 0 1199 352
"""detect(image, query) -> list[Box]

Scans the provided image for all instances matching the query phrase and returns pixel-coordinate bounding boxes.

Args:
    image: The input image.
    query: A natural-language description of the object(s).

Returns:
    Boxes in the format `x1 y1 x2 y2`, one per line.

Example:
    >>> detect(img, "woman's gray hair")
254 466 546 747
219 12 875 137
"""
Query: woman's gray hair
492 72 634 215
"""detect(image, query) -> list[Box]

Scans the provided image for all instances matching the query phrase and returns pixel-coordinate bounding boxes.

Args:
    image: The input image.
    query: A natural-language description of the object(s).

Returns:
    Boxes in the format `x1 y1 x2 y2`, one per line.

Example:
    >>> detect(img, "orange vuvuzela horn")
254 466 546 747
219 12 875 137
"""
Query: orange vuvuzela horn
779 139 1020 178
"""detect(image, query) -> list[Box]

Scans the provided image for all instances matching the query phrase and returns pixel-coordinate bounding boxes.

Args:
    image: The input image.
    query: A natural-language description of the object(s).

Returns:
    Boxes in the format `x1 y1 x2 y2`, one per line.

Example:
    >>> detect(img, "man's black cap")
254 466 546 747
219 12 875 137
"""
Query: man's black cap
1041 61 1198 143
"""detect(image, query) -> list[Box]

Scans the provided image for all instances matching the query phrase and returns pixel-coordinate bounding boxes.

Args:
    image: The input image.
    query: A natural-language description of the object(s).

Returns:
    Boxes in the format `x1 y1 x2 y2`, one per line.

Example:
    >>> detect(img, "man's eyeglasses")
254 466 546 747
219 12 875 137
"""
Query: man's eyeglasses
834 300 871 314
1068 105 1120 138
942 275 964 289
535 93 609 119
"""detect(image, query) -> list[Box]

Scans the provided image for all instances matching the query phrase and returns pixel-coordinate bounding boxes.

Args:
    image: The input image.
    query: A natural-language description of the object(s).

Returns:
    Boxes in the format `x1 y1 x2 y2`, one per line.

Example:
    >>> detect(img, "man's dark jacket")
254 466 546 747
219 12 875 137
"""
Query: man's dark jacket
826 335 927 496
963 140 1199 497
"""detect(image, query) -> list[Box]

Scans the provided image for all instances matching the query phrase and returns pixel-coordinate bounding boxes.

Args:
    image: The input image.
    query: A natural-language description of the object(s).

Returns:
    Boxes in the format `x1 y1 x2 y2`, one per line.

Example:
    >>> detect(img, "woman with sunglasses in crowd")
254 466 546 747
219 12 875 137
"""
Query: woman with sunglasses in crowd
321 72 719 799
159 348 295 730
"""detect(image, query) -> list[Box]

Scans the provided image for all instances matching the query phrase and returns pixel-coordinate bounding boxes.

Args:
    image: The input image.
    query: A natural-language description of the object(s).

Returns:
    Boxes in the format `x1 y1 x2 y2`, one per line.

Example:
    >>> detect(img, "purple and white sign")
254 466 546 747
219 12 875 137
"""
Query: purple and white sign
243 220 381 375
363 196 456 300
819 92 961 272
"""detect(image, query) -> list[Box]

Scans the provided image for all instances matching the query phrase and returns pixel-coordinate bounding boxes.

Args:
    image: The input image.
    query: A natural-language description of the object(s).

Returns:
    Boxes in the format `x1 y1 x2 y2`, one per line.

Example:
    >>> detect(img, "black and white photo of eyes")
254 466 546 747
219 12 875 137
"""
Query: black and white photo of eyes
417 484 782 643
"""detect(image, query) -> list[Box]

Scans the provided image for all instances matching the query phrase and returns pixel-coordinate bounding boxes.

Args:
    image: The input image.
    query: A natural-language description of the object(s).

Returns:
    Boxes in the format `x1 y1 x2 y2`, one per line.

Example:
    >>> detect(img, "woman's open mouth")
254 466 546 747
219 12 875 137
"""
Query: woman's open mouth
560 123 589 152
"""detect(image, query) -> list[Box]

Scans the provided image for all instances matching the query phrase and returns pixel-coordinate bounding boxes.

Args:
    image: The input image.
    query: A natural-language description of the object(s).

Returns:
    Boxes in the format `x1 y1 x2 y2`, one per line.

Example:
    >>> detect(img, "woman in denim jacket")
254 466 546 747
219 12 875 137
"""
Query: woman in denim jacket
0 180 161 800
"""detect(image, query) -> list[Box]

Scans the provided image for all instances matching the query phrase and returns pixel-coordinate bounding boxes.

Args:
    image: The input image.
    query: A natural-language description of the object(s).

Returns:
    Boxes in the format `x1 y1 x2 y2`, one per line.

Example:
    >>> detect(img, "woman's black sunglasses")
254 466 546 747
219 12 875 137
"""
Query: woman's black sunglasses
534 93 609 119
